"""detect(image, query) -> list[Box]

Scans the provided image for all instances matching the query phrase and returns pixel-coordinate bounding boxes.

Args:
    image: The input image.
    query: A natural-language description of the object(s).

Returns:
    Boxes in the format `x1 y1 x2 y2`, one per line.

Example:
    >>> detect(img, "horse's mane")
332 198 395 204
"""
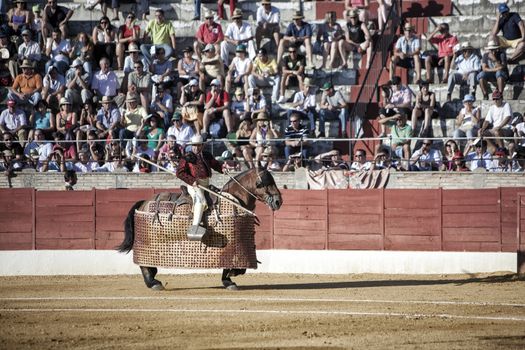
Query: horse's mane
222 168 276 192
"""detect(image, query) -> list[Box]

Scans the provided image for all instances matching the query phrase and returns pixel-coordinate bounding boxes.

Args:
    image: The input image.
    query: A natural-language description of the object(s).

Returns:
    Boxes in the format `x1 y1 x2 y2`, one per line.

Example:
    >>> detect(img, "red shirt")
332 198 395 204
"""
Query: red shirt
205 90 230 108
196 22 224 44
119 24 140 39
429 34 458 58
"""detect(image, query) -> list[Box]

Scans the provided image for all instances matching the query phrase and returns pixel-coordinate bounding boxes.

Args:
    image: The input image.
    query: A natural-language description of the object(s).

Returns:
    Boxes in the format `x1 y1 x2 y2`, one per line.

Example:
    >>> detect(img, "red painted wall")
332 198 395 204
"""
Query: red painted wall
1 188 524 253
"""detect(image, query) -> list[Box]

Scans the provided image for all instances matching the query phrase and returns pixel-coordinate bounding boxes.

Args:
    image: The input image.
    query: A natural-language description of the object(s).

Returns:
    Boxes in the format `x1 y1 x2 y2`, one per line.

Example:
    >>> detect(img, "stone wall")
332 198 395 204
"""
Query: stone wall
0 170 523 190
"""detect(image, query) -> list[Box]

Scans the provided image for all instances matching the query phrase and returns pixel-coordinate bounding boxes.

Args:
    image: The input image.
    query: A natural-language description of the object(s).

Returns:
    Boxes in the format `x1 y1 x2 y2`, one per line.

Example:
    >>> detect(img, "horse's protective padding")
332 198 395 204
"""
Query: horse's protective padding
132 194 257 269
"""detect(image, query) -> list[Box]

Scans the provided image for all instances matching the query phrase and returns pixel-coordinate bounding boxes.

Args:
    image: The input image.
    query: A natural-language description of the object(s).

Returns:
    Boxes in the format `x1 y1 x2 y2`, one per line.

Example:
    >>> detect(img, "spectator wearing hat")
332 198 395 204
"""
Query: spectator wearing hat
277 11 313 68
177 46 200 100
167 112 195 149
425 22 458 83
221 9 256 66
288 78 317 136
477 40 508 100
42 0 73 40
217 150 241 172
377 76 412 137
409 139 442 171
42 65 65 107
149 83 174 126
248 48 280 103
180 79 205 134
119 92 147 146
319 82 348 138
31 4 43 46
451 151 469 172
390 22 421 82
54 97 77 141
0 100 28 145
278 45 306 103
465 139 492 171
195 11 224 60
199 43 225 92
9 59 42 106
315 11 344 70
230 87 248 120
226 44 252 95
7 0 33 36
45 28 71 75
411 80 437 138
255 0 280 50
491 3 525 63
0 30 18 80
95 96 121 140
446 41 481 101
202 79 232 138
127 60 152 108
479 90 513 150
91 57 119 100
339 9 371 69
123 42 148 75
141 9 176 65
116 12 140 71
249 112 278 166
453 94 480 152
18 29 42 69
65 58 93 106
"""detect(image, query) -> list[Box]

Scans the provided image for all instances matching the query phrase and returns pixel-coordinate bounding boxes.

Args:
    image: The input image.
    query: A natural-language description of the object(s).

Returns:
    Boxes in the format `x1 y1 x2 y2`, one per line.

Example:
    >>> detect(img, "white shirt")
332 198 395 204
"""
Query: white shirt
47 38 71 63
231 56 252 75
225 21 253 41
18 41 41 61
43 73 65 92
292 90 316 111
167 123 195 147
411 148 442 170
73 161 98 173
256 6 280 25
395 35 420 55
454 53 481 75
123 56 149 74
466 151 493 171
485 102 512 129
0 108 27 131
515 122 525 146
458 106 479 128
350 161 372 171
91 69 119 96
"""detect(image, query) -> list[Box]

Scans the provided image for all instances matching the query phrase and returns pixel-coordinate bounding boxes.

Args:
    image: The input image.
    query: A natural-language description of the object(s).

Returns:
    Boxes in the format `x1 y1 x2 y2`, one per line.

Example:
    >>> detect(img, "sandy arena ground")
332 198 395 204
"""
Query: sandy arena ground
0 273 524 349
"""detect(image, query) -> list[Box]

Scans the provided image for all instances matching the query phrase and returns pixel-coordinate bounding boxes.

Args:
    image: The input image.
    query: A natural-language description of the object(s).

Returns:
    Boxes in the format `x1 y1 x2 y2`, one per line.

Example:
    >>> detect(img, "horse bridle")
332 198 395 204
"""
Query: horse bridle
223 170 272 205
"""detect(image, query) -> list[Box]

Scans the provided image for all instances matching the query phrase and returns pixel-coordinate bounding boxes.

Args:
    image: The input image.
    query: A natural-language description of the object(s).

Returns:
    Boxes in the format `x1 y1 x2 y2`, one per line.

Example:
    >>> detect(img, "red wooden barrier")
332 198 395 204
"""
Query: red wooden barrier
0 188 33 250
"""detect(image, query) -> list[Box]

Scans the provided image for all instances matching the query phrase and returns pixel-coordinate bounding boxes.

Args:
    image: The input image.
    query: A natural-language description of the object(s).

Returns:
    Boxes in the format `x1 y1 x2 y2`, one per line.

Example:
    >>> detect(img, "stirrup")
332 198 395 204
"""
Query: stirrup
187 225 208 241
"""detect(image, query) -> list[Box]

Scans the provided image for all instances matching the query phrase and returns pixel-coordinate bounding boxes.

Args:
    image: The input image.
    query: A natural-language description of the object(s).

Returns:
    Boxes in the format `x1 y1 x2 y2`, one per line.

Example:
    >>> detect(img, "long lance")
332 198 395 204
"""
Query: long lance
132 154 257 216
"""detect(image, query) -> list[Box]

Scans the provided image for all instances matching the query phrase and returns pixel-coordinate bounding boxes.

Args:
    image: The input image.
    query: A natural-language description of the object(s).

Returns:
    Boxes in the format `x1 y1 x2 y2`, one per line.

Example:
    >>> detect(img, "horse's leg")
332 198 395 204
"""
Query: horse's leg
140 266 165 291
221 269 241 291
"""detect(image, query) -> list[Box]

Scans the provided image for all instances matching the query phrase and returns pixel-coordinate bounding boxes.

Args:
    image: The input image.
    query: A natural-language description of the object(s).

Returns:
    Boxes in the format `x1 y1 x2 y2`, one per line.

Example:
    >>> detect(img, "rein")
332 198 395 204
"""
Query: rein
223 170 265 202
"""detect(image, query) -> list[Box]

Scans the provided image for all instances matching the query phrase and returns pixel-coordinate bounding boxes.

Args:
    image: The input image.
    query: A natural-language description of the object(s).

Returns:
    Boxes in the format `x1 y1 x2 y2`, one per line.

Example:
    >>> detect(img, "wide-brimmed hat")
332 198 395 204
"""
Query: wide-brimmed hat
59 97 71 106
321 82 333 91
261 0 271 5
189 134 205 145
126 92 138 102
404 23 414 31
347 9 359 18
460 41 475 50
232 8 243 19
303 77 313 87
253 112 269 121
20 59 34 68
204 10 214 19
292 11 304 20
101 96 113 104
127 43 140 53
485 40 500 50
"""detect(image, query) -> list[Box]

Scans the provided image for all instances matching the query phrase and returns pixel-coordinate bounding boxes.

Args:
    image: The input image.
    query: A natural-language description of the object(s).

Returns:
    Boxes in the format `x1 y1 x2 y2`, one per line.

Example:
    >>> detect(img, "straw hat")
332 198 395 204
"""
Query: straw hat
261 0 271 4
232 8 243 19
460 41 475 50
189 134 205 145
20 59 34 69
253 112 269 121
292 11 304 20
485 40 500 50
59 97 71 106
303 77 313 87
404 23 414 31
101 96 113 104
126 92 138 102
204 10 214 19
127 43 140 53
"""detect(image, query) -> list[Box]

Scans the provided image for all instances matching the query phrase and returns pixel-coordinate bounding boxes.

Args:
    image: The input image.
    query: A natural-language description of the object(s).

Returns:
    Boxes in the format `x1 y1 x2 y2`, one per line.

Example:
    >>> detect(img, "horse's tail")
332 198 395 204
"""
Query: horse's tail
116 200 144 253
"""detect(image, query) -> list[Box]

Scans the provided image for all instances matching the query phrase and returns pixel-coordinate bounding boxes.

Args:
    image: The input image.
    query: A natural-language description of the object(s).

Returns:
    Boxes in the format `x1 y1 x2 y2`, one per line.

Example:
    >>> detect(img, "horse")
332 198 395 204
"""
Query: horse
117 168 283 290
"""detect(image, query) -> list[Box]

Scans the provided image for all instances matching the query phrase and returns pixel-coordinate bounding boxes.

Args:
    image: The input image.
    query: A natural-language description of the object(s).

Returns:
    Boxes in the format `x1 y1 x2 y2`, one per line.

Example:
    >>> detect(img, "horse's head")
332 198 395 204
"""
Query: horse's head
253 169 282 211
223 169 282 211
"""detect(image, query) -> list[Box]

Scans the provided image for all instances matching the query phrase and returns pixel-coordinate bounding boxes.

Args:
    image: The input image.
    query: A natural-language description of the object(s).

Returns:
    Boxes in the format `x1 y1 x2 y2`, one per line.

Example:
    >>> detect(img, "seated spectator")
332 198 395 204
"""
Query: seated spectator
282 152 304 172
29 100 55 140
489 147 511 172
0 99 28 145
177 46 200 96
453 94 480 152
131 135 155 165
149 84 173 127
0 31 17 81
116 12 140 71
226 44 252 95
409 139 442 171
140 9 176 65
246 87 267 119
284 112 309 160
249 112 278 166
490 3 525 64
277 11 313 68
41 142 66 172
83 130 105 162
24 128 53 171
194 11 224 59
70 32 94 78
350 148 372 171
95 141 128 172
316 11 343 70
166 112 195 149
52 131 76 162
0 132 25 166
424 22 458 83
451 151 470 172
119 92 147 146
95 96 121 140
441 139 460 171
45 28 71 75
180 79 205 134
479 90 512 150
319 82 348 138
157 135 183 166
388 111 412 164
465 139 492 171
377 76 412 137
255 0 280 50
42 65 65 108
65 59 93 106
7 0 33 36
72 149 96 172
312 149 349 171
232 115 254 168
230 87 248 121
18 29 42 68
259 147 281 171
410 80 436 137
127 60 152 109
287 78 317 136
345 0 369 23
8 59 42 107
339 9 371 69
372 149 398 170
201 79 232 139
42 0 73 39
390 22 421 82
446 41 481 101
150 46 174 96
137 113 165 157
92 16 117 68
220 9 255 66
31 5 43 47
123 43 148 75
248 48 280 104
86 0 120 21
477 40 508 100
55 97 77 141
91 57 120 100
199 44 225 92
76 102 97 153
278 46 305 103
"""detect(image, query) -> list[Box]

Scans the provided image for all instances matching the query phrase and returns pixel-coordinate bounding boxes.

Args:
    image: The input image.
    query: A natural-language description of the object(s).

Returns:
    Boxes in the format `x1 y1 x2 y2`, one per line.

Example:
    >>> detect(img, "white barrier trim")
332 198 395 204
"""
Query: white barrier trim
0 250 517 275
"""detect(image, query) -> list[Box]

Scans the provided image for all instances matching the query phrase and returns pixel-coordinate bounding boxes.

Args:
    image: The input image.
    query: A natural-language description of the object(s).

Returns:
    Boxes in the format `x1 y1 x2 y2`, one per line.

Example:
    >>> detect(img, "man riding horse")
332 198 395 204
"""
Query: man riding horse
176 134 223 240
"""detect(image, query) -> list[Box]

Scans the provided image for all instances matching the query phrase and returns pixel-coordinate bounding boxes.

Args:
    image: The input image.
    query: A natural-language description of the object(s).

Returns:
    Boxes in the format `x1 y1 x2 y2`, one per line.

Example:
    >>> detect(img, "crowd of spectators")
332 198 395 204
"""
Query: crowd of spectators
0 0 524 177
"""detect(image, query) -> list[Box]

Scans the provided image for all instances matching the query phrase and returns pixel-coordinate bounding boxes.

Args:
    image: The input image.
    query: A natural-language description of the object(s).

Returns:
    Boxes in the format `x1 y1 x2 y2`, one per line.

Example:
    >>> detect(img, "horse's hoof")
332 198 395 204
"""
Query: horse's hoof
225 283 239 291
151 283 165 291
